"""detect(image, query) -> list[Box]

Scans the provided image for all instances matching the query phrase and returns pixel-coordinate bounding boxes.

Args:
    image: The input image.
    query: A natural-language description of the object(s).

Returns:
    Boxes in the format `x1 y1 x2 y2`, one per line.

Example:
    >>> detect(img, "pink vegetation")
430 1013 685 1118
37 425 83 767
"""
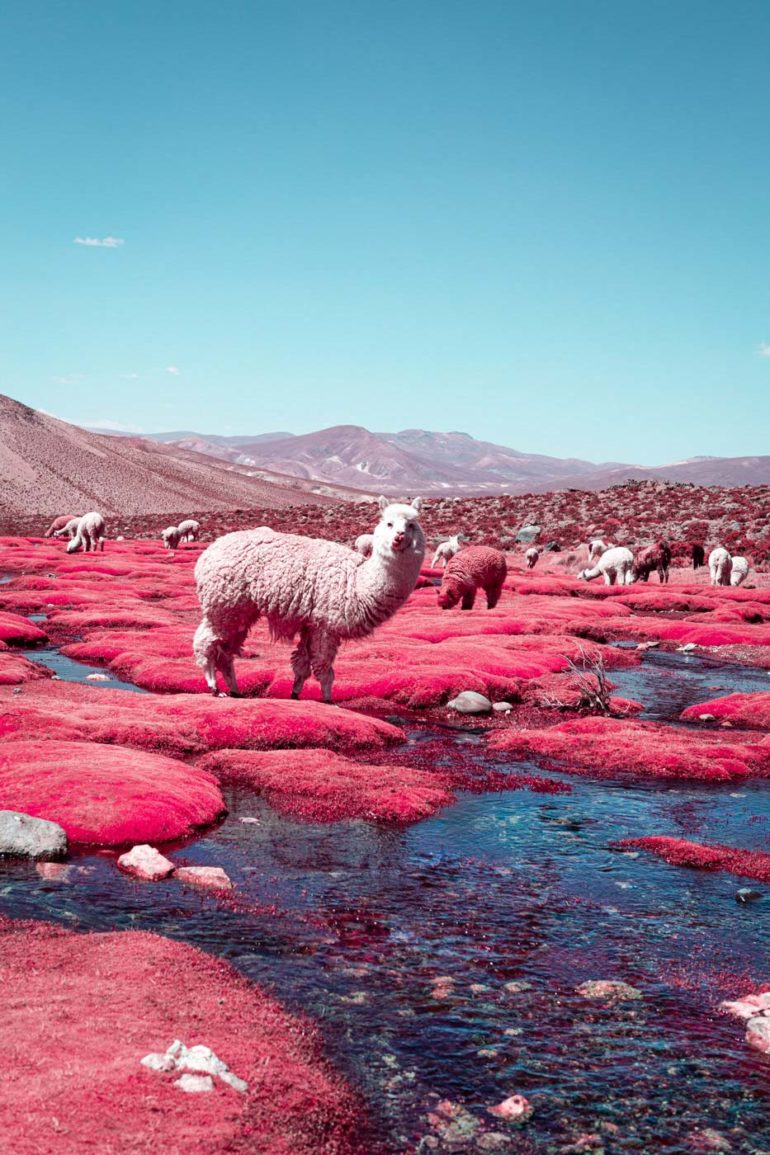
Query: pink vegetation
681 693 770 730
0 916 361 1154
487 717 770 781
0 610 46 646
617 836 770 883
199 748 455 823
0 740 226 846
437 546 507 610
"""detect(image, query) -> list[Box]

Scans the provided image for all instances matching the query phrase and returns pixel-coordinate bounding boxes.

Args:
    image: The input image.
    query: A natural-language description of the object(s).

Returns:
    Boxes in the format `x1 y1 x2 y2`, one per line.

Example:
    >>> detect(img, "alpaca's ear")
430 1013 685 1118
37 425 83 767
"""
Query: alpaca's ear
411 496 422 512
378 495 389 512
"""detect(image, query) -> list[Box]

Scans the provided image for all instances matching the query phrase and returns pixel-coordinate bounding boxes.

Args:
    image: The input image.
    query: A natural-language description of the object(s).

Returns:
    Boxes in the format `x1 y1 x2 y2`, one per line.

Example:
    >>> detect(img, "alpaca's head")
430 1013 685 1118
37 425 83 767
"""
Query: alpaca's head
436 577 461 610
66 537 79 553
373 496 425 559
577 568 592 582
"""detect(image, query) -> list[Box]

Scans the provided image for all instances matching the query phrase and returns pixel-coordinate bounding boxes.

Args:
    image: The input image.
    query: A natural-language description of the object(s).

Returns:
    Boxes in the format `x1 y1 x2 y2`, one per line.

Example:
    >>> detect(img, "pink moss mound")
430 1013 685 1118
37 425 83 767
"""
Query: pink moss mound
0 916 362 1155
487 717 770 781
0 610 46 645
0 740 226 846
200 748 455 824
681 693 770 730
0 651 52 684
0 682 403 757
617 836 770 883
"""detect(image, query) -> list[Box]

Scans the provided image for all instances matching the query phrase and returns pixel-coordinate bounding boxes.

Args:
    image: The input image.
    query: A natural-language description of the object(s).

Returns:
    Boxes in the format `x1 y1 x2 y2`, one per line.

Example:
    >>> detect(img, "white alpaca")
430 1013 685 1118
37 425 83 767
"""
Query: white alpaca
354 533 374 558
729 556 749 587
525 546 540 569
162 526 183 550
578 546 635 586
431 534 461 569
588 538 611 563
54 517 81 540
177 519 201 542
193 496 425 702
66 512 106 554
708 547 732 587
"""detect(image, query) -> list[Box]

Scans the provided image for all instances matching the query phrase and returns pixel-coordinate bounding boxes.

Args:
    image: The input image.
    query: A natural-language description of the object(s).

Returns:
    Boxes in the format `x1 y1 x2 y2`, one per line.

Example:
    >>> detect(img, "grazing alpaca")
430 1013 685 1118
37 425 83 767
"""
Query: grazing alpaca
45 515 78 538
193 497 425 702
431 534 462 569
633 542 671 584
578 546 635 586
692 543 705 571
436 546 507 610
729 556 750 587
588 538 610 563
162 526 183 550
525 546 540 569
708 547 732 587
66 512 106 554
177 519 201 542
53 517 81 540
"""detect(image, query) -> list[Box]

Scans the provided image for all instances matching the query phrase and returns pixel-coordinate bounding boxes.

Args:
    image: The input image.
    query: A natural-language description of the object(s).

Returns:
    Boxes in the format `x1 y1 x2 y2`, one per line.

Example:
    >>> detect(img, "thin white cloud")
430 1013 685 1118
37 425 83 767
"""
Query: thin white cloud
73 236 125 248
51 374 85 385
119 373 140 380
760 342 770 357
87 419 144 433
166 365 181 375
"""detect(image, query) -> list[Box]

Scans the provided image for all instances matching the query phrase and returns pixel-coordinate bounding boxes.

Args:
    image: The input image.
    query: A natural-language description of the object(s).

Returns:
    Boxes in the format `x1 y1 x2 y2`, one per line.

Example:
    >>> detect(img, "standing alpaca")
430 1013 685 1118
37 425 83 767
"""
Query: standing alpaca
692 543 705 571
633 542 671 584
177 519 201 542
354 533 374 558
44 514 78 538
708 547 732 587
729 556 750 587
431 534 462 569
525 546 540 569
588 538 610 563
193 497 425 702
162 526 183 550
66 512 106 554
578 546 635 586
436 546 507 610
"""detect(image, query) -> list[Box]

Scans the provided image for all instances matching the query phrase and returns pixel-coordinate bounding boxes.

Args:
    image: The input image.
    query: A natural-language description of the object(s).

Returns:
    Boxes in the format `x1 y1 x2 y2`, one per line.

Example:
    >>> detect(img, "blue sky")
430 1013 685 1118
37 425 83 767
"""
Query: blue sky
1 0 769 463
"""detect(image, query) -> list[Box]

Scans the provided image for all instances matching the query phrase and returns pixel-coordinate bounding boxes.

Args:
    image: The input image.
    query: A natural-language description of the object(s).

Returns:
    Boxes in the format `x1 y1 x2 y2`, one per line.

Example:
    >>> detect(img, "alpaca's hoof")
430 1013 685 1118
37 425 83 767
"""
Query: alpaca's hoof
290 690 300 700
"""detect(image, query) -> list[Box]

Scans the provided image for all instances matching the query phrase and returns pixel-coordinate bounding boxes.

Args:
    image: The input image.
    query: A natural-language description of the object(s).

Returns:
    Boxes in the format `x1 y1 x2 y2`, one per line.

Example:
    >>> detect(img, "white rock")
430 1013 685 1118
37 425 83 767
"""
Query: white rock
174 1073 215 1093
141 1052 177 1072
117 844 175 882
0 810 67 860
492 701 513 713
447 691 492 715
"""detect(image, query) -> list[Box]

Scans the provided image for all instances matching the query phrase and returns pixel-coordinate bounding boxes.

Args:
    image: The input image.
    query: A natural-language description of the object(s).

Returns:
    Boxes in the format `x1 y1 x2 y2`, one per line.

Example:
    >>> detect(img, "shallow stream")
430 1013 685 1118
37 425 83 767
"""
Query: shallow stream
2 646 770 1152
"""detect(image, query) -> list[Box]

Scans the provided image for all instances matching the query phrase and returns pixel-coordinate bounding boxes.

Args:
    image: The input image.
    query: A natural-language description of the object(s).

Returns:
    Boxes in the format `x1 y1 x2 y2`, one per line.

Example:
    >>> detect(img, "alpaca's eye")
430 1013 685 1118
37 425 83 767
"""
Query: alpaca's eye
387 522 393 528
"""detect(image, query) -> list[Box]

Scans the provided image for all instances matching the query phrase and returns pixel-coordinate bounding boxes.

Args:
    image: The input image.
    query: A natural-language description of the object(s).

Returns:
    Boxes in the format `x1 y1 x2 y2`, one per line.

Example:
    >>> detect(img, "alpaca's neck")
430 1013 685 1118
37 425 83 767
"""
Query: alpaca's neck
349 543 424 635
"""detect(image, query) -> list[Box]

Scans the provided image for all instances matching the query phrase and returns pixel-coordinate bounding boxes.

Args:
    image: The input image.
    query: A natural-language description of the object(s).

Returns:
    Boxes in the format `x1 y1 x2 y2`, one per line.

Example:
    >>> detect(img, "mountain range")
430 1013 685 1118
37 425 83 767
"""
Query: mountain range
145 424 770 495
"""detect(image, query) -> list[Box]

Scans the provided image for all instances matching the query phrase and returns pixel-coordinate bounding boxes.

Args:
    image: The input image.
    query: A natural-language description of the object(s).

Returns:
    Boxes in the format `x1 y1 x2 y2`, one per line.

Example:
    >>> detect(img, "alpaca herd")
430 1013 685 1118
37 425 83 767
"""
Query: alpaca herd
39 500 757 702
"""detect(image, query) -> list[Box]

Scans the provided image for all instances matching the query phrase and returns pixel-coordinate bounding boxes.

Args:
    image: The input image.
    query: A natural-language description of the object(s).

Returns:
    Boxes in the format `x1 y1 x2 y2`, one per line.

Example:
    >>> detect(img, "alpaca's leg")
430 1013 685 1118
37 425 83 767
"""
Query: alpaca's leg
290 627 312 699
486 583 503 609
309 631 339 704
461 586 476 610
604 571 614 585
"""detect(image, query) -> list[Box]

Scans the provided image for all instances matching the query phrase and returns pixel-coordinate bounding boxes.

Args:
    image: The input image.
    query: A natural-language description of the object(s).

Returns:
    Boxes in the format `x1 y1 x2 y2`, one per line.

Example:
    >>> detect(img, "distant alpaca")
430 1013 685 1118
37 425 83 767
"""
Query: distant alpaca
177 519 201 542
45 515 78 538
53 517 81 540
437 546 507 610
588 538 611 563
729 556 750 587
193 497 425 702
578 546 635 586
525 546 540 569
708 547 732 587
354 533 374 558
431 534 462 569
691 543 705 571
633 542 671 584
162 526 183 550
66 512 106 554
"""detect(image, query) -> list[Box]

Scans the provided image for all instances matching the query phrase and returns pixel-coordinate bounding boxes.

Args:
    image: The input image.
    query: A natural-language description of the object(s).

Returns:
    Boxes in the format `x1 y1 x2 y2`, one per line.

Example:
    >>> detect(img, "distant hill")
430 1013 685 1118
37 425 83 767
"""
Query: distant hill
0 395 341 518
148 423 770 494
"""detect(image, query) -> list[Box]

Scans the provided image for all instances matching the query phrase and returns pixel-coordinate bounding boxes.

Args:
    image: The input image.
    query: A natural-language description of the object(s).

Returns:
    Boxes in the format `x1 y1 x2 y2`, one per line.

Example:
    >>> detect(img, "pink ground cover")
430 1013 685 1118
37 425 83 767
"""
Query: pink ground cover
617 836 770 883
487 717 770 781
0 916 362 1154
0 739 225 846
200 748 455 824
0 609 47 645
681 692 770 730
